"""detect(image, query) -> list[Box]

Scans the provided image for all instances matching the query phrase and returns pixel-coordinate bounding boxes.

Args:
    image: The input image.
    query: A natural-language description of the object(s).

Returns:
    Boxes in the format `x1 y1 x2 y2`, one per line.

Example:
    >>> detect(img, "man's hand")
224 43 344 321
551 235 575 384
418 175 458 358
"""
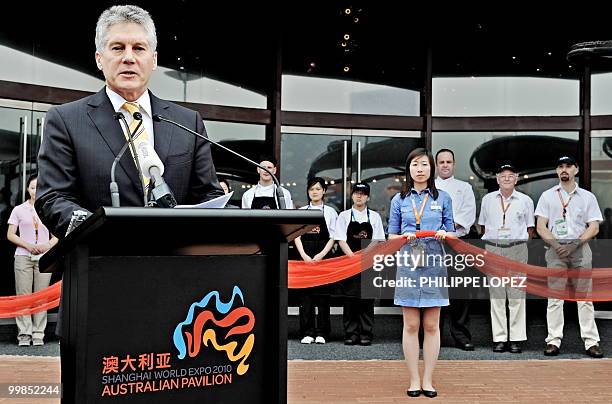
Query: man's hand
555 243 578 258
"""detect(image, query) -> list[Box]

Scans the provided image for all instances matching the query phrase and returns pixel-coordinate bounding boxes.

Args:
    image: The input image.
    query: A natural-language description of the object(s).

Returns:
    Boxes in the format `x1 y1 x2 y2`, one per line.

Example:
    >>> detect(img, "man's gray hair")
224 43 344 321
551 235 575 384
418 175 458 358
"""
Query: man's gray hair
95 5 157 52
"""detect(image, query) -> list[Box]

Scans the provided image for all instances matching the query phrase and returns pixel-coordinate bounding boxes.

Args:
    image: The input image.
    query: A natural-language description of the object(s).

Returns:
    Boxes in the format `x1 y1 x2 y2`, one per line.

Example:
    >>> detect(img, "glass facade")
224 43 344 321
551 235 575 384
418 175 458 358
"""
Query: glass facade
433 77 579 116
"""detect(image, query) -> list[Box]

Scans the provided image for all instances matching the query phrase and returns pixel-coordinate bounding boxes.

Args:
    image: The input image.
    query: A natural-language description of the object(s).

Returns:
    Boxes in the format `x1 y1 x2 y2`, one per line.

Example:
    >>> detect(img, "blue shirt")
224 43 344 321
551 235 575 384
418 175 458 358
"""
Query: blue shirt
388 189 455 234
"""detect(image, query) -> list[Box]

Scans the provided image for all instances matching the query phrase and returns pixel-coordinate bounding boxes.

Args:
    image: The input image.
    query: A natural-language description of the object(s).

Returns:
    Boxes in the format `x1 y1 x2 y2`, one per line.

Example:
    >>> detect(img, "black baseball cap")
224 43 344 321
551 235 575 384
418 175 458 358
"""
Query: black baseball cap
557 156 577 166
352 182 370 195
497 164 517 174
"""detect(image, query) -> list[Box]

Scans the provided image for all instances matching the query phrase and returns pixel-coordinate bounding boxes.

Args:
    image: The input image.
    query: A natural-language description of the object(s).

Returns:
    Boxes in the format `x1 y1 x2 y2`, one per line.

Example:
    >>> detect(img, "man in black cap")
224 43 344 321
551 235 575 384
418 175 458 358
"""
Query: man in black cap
335 182 386 345
478 164 534 353
535 156 604 358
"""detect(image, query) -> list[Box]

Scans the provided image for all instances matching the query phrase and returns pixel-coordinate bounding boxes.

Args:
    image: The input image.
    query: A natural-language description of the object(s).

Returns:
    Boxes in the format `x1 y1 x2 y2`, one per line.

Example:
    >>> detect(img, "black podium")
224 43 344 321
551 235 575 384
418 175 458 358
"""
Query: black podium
40 207 322 404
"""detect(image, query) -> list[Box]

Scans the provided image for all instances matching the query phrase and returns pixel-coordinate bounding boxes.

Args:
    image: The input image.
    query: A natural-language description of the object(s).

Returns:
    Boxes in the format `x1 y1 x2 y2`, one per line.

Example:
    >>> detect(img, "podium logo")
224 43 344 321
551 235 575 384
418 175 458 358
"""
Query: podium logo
172 286 255 376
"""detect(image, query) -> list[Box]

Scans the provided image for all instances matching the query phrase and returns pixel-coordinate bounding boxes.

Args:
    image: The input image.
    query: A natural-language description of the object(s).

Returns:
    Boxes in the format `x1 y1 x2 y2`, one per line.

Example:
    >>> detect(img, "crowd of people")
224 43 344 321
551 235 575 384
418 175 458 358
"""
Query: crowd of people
235 149 605 398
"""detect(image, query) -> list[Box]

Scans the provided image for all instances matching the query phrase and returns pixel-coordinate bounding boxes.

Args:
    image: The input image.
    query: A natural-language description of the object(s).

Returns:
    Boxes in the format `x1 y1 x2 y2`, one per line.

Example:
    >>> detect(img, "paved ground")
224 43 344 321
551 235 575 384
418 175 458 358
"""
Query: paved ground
1 356 611 403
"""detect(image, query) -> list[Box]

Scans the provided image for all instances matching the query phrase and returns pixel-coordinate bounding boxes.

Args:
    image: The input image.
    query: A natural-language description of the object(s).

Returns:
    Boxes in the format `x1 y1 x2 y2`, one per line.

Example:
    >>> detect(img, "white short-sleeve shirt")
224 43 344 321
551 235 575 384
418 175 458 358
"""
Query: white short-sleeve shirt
534 184 603 240
299 203 338 239
334 207 386 241
478 190 535 240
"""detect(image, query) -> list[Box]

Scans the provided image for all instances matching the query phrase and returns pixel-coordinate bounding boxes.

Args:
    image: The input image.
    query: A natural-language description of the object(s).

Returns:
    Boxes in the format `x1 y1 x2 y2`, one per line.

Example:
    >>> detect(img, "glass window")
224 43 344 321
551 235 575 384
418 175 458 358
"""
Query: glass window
433 77 579 116
591 73 612 116
591 131 612 238
204 120 266 206
282 75 420 116
432 132 580 218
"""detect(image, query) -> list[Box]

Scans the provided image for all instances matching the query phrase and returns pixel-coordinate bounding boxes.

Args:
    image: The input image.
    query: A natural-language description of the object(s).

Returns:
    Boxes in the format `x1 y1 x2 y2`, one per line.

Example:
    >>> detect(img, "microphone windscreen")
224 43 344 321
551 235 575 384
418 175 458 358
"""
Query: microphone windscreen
136 141 164 178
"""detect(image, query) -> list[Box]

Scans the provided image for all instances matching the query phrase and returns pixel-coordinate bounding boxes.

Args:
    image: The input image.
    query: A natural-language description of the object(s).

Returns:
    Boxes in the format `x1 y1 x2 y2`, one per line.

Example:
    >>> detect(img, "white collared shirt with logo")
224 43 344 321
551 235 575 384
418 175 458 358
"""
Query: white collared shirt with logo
534 184 603 240
479 190 535 241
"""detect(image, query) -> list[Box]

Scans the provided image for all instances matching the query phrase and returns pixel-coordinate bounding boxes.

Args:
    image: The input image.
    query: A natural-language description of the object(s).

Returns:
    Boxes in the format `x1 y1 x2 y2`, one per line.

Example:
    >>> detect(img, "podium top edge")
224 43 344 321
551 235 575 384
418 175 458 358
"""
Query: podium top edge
99 206 323 222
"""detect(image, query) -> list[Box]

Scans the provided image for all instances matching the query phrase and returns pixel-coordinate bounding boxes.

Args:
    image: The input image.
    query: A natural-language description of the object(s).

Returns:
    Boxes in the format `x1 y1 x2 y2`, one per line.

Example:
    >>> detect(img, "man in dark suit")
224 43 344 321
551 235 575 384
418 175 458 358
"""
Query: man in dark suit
35 5 223 236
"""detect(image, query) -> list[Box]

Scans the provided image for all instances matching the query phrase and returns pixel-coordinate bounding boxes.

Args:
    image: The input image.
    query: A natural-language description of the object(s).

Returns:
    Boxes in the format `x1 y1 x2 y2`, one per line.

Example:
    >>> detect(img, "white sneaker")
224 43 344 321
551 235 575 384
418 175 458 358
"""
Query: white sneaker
33 338 44 346
315 336 326 344
18 338 31 347
300 336 315 344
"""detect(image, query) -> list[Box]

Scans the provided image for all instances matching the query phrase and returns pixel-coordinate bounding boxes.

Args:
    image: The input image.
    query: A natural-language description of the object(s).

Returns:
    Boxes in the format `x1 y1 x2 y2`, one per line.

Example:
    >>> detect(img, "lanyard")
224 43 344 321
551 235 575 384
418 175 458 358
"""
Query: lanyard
556 188 573 219
410 193 429 231
499 195 511 227
30 206 39 244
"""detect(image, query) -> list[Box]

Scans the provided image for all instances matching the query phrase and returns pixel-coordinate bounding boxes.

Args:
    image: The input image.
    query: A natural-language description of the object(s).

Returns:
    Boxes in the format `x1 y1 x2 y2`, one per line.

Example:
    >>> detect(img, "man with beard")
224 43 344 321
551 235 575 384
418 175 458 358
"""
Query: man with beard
535 156 604 358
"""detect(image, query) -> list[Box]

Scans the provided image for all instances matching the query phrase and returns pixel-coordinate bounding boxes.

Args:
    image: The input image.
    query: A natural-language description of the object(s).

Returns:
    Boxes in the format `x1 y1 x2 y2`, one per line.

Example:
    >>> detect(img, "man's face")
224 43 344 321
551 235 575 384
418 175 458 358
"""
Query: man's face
556 163 578 182
496 169 517 192
436 151 455 179
352 191 369 207
257 161 276 181
95 22 157 101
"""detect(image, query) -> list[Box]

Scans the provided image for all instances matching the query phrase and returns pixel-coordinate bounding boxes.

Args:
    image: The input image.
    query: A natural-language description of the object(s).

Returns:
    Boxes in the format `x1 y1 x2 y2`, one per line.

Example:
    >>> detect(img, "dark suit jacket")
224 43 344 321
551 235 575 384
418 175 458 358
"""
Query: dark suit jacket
35 88 224 236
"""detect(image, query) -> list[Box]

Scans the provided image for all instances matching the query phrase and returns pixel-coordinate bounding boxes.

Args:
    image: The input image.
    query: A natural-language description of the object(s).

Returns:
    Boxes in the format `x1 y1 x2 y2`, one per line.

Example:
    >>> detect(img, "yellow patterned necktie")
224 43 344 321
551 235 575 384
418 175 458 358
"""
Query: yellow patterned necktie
122 101 150 196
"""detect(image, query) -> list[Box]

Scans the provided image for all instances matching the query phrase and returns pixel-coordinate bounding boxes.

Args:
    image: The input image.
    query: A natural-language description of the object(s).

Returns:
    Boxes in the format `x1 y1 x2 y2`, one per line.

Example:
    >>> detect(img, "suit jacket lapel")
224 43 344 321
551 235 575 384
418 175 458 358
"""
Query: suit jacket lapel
87 88 144 196
150 91 173 165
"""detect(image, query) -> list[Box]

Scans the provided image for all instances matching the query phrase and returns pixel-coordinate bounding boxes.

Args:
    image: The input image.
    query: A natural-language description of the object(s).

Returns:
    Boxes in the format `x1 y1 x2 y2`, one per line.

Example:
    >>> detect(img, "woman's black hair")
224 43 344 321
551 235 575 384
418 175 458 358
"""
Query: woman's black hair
306 177 327 202
25 173 38 200
399 148 439 200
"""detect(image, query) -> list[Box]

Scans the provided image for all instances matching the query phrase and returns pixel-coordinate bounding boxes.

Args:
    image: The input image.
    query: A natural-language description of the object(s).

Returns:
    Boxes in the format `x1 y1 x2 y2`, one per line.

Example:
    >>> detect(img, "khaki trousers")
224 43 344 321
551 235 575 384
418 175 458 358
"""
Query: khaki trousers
14 255 52 340
545 244 600 350
485 243 527 342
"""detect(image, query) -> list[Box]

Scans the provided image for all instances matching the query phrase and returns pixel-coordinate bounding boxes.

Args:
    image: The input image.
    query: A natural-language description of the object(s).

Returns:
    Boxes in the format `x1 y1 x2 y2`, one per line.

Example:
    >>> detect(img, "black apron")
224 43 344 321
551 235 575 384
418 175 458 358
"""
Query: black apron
336 209 373 297
301 205 333 295
250 185 278 209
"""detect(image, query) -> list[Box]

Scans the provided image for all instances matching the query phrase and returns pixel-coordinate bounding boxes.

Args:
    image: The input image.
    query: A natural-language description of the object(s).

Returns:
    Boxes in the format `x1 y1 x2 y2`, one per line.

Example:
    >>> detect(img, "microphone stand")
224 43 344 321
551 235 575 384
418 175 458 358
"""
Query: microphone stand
153 114 287 209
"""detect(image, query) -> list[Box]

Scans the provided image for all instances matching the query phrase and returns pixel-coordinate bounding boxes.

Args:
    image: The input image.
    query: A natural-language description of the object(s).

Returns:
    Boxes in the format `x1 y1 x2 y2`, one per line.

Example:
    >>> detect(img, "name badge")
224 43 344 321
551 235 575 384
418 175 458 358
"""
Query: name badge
554 218 568 237
497 227 512 240
430 202 442 210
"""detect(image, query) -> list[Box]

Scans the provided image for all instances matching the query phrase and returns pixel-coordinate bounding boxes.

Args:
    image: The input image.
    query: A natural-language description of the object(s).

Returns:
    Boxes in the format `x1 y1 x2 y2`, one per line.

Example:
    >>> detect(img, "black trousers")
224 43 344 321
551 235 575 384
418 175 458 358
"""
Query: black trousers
343 297 374 339
441 235 473 344
299 292 331 338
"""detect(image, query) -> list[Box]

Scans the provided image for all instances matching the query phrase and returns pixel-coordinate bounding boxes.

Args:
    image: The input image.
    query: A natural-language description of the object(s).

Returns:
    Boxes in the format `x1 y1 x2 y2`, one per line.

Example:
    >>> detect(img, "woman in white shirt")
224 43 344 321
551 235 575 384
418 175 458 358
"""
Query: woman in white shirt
294 177 338 344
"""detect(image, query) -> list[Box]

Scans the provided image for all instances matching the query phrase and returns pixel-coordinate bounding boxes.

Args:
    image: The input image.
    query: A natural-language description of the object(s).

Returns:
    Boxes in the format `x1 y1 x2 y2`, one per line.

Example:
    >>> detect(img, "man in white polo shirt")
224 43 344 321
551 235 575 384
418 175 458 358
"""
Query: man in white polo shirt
535 155 603 358
435 148 476 351
479 164 534 354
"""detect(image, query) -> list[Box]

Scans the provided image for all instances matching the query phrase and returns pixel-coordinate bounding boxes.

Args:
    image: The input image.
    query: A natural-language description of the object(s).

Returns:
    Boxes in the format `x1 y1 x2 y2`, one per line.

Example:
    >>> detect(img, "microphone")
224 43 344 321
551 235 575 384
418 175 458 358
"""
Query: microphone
110 112 146 207
136 141 177 208
152 114 287 209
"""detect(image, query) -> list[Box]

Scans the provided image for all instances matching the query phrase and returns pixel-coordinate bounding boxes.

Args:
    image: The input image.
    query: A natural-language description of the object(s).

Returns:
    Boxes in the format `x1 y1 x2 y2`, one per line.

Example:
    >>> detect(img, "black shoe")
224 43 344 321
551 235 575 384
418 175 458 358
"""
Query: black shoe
455 341 475 351
406 389 422 397
544 344 559 356
586 345 604 358
492 342 507 353
359 338 372 346
344 335 358 346
509 342 522 354
422 389 438 398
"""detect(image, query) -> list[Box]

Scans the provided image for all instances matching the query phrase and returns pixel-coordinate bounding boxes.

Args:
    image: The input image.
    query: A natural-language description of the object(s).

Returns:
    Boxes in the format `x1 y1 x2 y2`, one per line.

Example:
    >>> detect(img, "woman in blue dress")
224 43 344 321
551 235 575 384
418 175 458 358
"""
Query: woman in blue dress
388 148 454 398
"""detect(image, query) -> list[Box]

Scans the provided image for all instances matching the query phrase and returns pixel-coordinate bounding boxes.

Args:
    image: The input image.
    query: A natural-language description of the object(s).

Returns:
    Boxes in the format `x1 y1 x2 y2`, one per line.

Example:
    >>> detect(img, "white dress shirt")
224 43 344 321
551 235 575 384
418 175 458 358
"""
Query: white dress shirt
299 203 338 239
479 190 535 240
535 184 603 240
241 183 294 209
435 176 476 237
335 207 386 241
106 87 154 148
